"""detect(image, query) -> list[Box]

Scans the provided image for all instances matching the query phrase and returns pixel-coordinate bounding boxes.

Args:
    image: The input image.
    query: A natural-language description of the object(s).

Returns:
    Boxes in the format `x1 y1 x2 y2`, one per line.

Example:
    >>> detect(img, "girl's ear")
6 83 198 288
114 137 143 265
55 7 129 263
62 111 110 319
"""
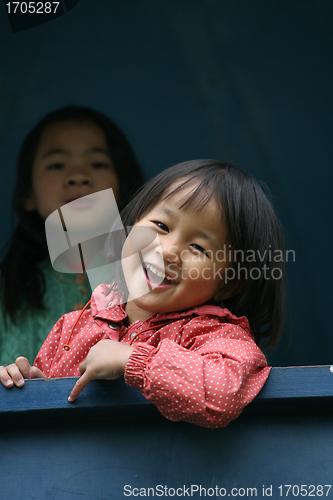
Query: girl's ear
24 192 37 212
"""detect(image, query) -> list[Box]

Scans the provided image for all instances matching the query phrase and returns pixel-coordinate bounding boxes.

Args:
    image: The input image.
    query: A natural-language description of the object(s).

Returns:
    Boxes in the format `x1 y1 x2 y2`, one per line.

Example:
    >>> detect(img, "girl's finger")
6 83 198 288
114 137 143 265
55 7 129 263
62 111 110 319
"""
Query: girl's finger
15 357 32 379
29 366 47 379
0 365 15 387
78 360 87 376
1 364 25 387
68 371 90 402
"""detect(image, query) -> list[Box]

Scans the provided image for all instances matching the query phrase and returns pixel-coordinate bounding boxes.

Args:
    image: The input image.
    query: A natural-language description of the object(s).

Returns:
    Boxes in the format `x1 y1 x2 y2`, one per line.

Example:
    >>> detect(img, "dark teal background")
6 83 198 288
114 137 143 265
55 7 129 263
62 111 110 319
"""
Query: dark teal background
0 0 332 366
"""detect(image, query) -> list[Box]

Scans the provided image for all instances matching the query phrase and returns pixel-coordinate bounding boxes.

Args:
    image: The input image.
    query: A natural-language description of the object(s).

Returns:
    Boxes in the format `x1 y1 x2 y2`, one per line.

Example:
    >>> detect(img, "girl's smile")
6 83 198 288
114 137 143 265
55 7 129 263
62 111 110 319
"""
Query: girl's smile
143 262 178 288
122 183 231 324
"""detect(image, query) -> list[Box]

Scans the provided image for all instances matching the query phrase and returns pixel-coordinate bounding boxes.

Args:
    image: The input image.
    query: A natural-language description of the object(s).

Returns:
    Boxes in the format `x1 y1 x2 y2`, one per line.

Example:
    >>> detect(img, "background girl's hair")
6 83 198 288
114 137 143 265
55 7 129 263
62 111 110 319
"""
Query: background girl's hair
116 159 286 351
0 105 144 321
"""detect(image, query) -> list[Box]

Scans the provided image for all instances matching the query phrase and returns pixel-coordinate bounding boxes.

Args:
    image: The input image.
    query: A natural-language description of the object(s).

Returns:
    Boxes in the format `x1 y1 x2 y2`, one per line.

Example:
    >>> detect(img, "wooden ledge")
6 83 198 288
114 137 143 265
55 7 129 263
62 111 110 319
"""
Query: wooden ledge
0 365 332 424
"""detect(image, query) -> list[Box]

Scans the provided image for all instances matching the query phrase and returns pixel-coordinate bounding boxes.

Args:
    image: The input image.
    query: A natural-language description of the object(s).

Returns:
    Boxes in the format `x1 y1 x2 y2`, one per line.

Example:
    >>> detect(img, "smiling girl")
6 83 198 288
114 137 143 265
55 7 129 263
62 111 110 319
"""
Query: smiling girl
0 160 286 428
0 106 143 365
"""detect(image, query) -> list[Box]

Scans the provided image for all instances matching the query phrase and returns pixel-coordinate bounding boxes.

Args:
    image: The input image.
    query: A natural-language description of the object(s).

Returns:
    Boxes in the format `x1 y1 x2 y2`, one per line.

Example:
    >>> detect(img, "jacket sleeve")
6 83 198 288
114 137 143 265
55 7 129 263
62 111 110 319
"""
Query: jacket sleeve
124 317 270 428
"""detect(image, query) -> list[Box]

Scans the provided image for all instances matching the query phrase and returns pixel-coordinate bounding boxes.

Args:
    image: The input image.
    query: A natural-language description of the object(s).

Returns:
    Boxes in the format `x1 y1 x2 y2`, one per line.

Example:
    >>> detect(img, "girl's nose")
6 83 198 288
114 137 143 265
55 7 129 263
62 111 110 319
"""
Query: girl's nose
65 167 92 187
157 237 181 266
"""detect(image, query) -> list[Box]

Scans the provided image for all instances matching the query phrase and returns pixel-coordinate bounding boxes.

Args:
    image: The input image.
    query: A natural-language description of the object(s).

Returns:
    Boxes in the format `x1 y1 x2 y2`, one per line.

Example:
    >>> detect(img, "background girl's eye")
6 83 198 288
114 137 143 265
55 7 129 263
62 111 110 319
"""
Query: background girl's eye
191 243 208 256
153 221 169 232
47 163 65 171
91 162 109 169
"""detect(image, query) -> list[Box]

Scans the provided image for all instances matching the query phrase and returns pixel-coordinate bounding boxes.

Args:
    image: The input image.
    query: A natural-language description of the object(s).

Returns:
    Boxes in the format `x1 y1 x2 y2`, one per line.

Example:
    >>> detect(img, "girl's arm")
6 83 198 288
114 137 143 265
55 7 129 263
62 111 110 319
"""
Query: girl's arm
124 320 270 428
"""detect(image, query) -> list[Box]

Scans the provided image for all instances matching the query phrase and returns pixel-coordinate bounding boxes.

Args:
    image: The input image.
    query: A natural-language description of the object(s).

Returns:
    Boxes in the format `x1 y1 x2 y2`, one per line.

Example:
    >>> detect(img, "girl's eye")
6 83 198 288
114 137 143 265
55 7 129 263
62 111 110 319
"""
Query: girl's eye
91 162 110 169
153 221 169 232
191 244 208 256
47 163 65 171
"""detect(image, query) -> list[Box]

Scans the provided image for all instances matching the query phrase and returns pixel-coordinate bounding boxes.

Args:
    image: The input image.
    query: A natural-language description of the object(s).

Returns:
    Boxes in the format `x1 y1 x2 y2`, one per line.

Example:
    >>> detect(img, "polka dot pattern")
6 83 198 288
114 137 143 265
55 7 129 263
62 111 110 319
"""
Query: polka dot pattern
34 284 271 428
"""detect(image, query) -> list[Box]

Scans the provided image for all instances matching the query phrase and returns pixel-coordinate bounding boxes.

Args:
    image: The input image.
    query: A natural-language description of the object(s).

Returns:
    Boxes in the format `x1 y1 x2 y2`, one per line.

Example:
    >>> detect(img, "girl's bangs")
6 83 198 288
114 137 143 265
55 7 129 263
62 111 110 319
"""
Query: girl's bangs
162 173 224 213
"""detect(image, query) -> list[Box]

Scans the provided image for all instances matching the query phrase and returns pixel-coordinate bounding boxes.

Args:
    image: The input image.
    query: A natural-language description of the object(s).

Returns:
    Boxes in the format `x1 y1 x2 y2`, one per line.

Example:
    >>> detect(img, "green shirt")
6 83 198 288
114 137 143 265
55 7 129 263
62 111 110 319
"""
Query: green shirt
0 260 91 366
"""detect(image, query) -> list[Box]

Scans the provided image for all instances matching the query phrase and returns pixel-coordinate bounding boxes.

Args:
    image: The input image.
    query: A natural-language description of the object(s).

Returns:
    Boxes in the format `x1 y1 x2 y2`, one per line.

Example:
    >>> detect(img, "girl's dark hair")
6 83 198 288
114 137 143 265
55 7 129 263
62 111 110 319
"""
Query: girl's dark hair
1 105 144 321
115 159 286 351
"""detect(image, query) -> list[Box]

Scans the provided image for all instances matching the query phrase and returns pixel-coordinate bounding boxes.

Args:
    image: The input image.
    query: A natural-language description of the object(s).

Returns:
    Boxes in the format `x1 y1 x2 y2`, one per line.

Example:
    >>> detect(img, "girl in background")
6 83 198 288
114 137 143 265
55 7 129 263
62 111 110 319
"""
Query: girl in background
1 160 286 428
0 105 143 365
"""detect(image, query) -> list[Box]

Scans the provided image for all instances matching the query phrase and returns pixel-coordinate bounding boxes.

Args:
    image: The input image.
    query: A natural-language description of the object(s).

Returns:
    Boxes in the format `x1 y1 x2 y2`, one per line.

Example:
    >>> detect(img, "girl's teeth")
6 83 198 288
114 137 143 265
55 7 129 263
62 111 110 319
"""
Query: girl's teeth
146 263 173 281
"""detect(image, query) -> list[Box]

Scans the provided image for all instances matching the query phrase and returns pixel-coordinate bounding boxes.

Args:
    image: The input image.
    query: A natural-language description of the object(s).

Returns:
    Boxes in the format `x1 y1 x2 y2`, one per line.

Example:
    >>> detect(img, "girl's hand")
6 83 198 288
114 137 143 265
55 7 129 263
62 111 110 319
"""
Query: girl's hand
0 356 46 388
68 340 134 402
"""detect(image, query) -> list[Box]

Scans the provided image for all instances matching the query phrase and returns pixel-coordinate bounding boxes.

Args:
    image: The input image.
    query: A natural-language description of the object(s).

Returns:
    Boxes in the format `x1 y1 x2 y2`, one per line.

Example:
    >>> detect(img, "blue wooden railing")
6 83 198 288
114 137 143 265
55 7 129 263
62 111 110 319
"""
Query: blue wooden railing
1 366 333 499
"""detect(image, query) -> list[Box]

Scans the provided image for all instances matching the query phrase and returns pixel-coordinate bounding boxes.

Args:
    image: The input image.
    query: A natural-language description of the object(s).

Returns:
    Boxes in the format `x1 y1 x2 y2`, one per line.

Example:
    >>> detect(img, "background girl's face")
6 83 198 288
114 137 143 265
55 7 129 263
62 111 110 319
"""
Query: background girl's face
122 183 232 322
25 120 120 220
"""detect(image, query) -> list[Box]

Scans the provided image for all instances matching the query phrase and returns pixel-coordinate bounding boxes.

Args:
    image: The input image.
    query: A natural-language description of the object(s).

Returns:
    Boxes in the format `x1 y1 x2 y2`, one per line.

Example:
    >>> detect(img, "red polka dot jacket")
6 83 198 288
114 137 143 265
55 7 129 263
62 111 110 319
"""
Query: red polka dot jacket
34 283 271 428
